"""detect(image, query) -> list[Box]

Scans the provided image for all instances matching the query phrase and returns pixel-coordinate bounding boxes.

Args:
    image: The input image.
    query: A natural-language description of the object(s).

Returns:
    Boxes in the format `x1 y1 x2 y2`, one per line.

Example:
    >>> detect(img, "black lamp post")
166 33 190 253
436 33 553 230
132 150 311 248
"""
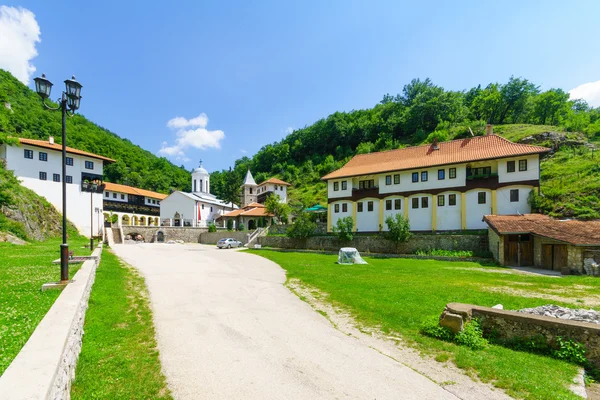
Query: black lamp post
33 73 82 283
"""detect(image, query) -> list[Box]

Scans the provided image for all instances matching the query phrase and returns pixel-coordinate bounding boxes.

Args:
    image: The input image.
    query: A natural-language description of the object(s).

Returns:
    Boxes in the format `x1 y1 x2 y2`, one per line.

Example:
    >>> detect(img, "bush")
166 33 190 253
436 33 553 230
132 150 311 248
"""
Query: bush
208 223 217 233
421 318 488 350
333 216 354 241
226 219 233 231
383 214 411 243
552 337 587 365
238 223 245 231
287 212 316 239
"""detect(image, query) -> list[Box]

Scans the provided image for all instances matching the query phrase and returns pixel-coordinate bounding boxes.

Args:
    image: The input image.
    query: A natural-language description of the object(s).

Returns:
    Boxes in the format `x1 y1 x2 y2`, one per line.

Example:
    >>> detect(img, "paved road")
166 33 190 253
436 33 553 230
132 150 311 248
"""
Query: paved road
112 243 459 400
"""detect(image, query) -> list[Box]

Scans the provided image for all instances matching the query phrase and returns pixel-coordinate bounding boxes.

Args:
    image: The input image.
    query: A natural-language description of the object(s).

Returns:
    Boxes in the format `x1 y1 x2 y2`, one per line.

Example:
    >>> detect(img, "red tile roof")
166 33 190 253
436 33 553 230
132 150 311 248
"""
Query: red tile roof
484 214 600 246
18 138 116 163
221 201 273 218
104 182 167 200
322 135 549 180
259 177 291 186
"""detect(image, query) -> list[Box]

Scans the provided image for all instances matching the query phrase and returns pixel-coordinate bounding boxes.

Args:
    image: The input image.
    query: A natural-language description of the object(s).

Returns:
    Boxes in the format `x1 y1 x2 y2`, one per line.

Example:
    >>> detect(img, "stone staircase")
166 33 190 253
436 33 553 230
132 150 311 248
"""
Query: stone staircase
111 227 123 244
246 227 269 247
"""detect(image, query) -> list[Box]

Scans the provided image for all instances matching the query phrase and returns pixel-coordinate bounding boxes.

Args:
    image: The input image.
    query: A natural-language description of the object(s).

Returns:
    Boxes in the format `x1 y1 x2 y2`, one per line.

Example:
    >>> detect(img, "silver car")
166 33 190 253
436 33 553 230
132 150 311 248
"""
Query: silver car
217 238 243 249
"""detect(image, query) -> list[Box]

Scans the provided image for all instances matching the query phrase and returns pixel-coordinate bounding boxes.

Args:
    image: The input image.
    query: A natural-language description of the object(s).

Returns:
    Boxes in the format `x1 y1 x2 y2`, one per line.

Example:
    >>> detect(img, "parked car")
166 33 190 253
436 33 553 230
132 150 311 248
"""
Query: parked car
217 238 243 249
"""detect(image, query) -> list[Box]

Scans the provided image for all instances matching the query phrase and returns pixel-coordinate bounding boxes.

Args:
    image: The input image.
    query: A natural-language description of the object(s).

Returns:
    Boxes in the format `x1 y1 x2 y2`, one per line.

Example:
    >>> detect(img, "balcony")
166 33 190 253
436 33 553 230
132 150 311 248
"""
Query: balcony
81 182 105 193
465 173 499 190
352 186 379 200
103 200 161 216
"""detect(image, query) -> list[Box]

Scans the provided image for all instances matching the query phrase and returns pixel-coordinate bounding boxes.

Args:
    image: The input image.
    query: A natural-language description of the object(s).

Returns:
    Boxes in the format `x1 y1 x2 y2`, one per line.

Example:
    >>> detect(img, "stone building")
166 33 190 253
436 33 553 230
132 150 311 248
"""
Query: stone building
240 170 290 208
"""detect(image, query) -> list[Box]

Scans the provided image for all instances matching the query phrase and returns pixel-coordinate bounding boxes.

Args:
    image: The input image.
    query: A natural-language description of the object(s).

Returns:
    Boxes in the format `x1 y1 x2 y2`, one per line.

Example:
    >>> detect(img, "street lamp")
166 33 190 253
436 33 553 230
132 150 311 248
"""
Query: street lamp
33 73 83 283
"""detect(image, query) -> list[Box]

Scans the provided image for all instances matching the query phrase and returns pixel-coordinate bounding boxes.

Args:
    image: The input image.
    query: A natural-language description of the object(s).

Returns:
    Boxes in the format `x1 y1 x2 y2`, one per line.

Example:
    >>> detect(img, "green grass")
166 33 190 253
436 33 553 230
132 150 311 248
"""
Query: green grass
71 250 171 400
249 250 600 399
0 235 89 375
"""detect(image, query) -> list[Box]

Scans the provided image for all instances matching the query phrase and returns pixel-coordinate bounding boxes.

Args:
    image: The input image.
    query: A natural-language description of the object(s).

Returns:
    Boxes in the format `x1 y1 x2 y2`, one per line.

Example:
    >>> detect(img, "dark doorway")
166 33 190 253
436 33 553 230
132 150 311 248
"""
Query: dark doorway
157 231 165 243
248 219 256 230
504 234 533 266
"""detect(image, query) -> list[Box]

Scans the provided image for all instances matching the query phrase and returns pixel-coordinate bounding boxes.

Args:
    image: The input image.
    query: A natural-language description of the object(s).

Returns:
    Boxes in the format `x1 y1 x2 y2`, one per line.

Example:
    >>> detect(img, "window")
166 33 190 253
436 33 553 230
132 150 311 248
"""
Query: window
358 180 375 189
121 194 125 200
519 159 527 171
24 149 33 159
421 197 429 208
449 194 456 206
113 193 117 199
421 171 428 182
152 199 156 204
202 204 205 209
478 192 487 204
510 189 519 202
393 174 400 184
249 188 253 194
386 200 392 210
412 172 419 183
39 171 47 180
507 161 515 173
357 202 363 212
39 152 48 161
53 174 60 182
105 192 109 198
367 201 373 212
385 175 392 185
334 204 340 213
342 203 348 213
66 175 72 184
333 182 339 191
437 195 445 207
438 169 445 180
412 198 419 209
66 157 74 166
394 199 401 210
85 161 94 170
449 168 456 179
341 181 347 190
210 207 213 212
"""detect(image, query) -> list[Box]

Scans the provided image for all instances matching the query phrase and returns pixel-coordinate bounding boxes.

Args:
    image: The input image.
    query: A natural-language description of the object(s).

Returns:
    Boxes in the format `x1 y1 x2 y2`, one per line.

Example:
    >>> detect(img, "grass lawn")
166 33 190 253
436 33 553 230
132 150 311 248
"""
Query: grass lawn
71 250 171 399
0 235 89 375
248 250 600 400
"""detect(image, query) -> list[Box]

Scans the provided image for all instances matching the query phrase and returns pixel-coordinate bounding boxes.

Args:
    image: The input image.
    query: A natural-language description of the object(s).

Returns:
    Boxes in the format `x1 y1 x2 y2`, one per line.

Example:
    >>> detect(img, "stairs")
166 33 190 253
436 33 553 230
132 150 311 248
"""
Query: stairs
111 227 123 244
246 227 269 247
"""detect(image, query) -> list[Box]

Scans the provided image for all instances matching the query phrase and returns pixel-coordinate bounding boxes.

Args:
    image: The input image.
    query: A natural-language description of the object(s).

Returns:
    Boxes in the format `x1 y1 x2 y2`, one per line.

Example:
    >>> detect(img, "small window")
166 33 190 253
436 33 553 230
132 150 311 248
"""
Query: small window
334 204 339 213
39 171 47 180
249 188 253 194
421 171 428 182
510 189 519 202
393 174 400 184
85 161 94 170
53 173 60 182
210 207 213 212
385 200 392 210
438 169 445 180
66 157 74 166
39 152 48 161
449 194 457 206
507 161 516 173
105 192 109 197
385 175 392 185
421 197 429 208
121 194 125 200
202 204 205 209
437 195 445 207
341 181 347 190
358 180 375 189
357 202 363 212
449 168 456 179
478 192 487 204
367 201 373 212
113 193 117 199
412 172 419 183
342 203 348 213
66 175 73 184
333 182 339 191
412 198 419 209
394 199 401 210
519 159 527 171
24 149 33 159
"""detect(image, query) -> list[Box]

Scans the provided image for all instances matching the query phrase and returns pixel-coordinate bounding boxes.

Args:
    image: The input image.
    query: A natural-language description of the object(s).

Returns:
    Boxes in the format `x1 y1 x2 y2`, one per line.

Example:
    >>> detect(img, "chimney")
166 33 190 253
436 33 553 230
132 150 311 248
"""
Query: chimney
485 124 493 136
432 138 439 150
49 136 54 145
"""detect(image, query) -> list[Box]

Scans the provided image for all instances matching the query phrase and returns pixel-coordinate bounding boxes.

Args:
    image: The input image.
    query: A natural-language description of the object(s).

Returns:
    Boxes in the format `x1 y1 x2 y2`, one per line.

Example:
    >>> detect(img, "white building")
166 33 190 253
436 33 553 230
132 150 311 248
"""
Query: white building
0 137 115 237
103 182 166 227
159 162 236 227
240 170 290 207
322 133 549 233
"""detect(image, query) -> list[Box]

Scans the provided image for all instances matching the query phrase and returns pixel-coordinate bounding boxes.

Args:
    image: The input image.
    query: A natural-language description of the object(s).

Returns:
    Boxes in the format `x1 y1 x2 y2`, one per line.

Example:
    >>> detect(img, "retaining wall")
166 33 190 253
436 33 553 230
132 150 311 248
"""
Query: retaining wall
258 234 488 255
121 226 208 243
0 245 103 399
269 223 327 235
199 231 252 244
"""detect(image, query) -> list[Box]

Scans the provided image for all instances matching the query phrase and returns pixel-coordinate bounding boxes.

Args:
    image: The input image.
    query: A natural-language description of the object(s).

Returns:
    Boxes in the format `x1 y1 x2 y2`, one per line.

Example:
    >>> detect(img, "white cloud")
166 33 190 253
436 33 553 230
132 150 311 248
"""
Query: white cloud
159 113 225 160
569 80 600 108
284 126 294 135
240 149 247 154
0 6 40 84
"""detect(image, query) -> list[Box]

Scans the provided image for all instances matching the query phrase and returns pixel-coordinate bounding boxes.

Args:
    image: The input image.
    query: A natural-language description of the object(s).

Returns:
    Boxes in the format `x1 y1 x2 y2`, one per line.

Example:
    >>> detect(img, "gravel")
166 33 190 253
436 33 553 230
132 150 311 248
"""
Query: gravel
518 304 600 324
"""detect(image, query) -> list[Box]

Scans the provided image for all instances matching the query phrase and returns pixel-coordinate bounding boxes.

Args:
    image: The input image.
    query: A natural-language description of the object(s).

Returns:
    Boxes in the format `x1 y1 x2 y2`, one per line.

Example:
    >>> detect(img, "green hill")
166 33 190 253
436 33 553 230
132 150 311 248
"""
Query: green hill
0 69 190 194
210 77 600 219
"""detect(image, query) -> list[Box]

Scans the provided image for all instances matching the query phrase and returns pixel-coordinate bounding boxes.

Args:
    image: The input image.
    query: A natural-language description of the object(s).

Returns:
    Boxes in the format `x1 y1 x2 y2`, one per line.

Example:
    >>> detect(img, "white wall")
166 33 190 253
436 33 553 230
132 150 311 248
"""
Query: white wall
328 178 352 199
498 155 539 183
330 200 352 229
465 189 492 229
104 190 128 202
355 198 379 232
407 194 433 231
435 191 462 231
381 196 404 231
159 192 195 222
379 165 467 194
497 186 532 215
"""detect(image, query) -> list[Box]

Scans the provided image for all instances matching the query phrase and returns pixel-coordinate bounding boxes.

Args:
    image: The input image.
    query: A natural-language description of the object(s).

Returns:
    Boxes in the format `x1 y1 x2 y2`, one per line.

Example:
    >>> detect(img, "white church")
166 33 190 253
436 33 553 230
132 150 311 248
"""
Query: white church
159 162 236 227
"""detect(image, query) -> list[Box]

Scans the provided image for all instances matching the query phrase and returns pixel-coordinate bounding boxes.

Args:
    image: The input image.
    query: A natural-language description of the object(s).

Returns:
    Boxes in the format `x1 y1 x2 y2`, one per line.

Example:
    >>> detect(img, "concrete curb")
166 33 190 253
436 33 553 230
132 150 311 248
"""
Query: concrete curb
0 244 103 400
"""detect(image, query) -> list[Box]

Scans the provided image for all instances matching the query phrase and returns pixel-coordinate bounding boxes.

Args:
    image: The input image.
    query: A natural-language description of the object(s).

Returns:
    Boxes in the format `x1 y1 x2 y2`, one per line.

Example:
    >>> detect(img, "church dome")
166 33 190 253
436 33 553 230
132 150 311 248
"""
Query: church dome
192 162 209 176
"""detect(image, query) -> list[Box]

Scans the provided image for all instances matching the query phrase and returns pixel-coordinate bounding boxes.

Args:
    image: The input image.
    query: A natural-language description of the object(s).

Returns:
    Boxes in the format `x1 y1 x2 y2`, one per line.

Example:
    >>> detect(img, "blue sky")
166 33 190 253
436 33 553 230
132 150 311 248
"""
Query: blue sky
2 1 600 172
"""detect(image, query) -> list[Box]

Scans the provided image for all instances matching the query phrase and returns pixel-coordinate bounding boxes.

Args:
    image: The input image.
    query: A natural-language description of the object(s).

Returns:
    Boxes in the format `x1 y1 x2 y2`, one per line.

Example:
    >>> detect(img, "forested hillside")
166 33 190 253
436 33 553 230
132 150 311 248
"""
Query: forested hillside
211 77 600 219
0 69 190 193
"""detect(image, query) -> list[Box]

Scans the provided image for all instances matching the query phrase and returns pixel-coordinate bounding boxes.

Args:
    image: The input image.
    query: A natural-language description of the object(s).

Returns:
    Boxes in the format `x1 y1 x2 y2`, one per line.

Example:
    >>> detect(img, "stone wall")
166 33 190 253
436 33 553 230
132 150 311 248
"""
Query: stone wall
199 231 252 244
269 223 327 235
122 226 208 243
532 236 588 274
258 234 488 255
488 229 503 264
442 303 600 368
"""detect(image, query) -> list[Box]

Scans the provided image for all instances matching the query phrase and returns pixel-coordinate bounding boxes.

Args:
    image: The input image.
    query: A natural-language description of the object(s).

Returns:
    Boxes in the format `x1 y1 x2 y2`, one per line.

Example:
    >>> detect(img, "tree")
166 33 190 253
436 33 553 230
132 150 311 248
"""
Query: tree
532 89 570 125
333 217 354 241
264 194 290 224
218 167 242 206
286 212 317 239
226 218 233 231
208 223 217 232
383 214 412 243
498 76 538 123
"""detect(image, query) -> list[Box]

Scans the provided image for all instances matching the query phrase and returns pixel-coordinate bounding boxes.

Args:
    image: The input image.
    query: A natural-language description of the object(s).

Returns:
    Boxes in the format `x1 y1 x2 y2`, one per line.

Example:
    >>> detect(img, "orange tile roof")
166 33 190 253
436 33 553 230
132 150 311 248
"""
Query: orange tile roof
259 177 291 186
18 138 116 163
241 207 272 217
322 135 549 180
245 202 265 208
104 182 168 200
222 209 245 217
484 214 600 246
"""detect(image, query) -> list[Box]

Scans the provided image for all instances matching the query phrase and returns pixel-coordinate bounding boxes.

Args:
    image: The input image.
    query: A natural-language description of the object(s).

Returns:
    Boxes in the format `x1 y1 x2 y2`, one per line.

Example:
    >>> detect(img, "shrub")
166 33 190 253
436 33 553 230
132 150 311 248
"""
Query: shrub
287 212 316 239
238 223 245 231
333 216 354 241
226 219 233 231
383 214 411 243
208 223 217 233
552 337 587 365
421 318 488 350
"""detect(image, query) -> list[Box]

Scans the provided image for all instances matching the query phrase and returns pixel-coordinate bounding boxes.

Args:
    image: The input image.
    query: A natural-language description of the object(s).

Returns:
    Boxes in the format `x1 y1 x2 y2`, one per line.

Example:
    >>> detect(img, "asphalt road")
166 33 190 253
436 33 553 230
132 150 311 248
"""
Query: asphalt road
112 243 459 400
